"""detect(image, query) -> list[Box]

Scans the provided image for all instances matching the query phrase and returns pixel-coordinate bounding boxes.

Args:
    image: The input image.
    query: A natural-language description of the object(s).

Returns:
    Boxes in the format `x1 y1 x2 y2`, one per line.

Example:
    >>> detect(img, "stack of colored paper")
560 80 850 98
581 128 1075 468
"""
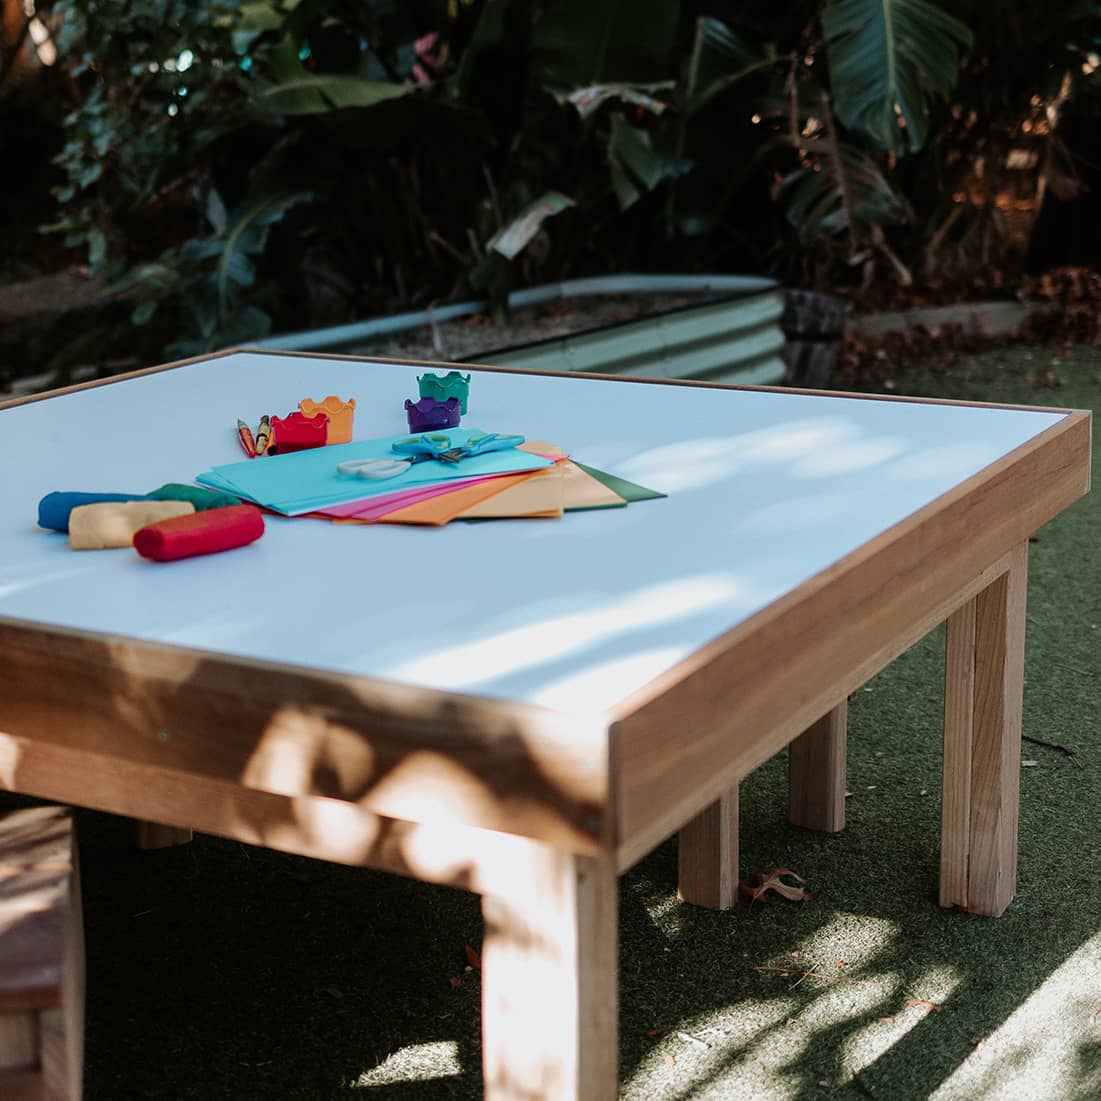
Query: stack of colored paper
195 429 664 526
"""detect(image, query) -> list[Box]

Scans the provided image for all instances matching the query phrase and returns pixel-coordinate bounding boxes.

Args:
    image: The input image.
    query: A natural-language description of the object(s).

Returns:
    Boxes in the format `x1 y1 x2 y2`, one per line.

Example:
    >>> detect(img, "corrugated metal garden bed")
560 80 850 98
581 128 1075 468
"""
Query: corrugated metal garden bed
263 274 788 387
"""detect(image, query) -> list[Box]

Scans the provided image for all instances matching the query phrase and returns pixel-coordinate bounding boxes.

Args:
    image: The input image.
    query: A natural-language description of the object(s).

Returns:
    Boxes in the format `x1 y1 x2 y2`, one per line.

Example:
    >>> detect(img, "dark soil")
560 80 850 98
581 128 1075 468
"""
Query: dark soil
329 292 714 363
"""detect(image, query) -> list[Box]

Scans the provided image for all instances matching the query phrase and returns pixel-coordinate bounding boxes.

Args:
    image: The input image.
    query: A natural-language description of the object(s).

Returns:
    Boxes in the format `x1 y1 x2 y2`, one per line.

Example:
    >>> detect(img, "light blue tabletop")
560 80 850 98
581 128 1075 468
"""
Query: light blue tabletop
0 351 1066 715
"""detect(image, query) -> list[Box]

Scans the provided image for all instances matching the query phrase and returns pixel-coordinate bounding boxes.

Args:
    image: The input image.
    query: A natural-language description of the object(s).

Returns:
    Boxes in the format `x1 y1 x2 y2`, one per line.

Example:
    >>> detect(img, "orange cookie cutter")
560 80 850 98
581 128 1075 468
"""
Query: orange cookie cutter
298 396 356 444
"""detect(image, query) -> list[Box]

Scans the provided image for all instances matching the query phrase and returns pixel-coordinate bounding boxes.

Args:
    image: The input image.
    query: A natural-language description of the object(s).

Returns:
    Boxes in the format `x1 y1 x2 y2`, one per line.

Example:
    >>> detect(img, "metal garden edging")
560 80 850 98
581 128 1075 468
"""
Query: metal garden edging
260 273 788 386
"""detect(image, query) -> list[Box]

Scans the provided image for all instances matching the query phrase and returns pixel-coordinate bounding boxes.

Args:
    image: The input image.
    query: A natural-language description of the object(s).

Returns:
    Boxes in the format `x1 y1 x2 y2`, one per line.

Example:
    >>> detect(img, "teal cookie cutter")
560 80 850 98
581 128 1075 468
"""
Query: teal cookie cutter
417 371 471 415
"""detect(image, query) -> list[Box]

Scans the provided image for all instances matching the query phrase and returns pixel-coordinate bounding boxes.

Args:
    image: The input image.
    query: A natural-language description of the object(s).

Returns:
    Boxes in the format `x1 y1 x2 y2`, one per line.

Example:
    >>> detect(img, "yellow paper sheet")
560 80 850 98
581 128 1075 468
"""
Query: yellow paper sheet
457 461 566 519
454 440 625 518
557 460 627 510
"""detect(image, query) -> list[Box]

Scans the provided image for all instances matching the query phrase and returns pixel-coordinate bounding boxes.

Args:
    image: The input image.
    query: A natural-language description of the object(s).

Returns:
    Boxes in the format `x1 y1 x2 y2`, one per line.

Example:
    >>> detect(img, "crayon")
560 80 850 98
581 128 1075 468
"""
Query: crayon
254 414 273 456
237 418 257 458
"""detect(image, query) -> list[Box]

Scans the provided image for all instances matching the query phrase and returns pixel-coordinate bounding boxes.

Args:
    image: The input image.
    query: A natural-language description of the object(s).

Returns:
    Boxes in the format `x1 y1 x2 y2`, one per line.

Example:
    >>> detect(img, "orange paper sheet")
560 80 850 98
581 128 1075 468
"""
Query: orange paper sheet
457 462 566 520
376 469 545 525
380 442 570 524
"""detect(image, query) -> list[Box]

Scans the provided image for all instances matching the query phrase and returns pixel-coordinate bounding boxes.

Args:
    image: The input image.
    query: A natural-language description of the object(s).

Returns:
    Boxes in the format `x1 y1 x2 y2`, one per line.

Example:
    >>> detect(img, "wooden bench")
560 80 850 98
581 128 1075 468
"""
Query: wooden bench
0 806 83 1100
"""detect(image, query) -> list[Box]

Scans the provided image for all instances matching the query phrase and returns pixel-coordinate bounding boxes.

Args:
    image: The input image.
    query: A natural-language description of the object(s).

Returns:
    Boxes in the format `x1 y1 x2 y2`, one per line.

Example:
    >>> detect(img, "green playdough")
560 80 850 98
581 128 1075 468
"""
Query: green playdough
146 483 241 511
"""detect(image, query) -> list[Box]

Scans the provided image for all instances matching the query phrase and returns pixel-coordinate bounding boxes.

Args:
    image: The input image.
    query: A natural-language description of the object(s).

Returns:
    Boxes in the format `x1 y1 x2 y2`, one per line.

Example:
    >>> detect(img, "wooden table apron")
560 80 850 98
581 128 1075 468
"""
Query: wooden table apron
0 349 1091 1101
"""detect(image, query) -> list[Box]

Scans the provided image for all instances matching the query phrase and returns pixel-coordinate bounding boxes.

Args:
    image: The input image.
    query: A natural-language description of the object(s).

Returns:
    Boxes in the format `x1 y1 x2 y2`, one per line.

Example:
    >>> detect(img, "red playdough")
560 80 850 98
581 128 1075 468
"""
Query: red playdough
133 504 265 561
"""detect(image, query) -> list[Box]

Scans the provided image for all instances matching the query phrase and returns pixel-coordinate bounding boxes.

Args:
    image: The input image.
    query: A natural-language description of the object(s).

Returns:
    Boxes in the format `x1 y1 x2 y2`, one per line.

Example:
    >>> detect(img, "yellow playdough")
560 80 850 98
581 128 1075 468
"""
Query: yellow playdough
68 500 195 549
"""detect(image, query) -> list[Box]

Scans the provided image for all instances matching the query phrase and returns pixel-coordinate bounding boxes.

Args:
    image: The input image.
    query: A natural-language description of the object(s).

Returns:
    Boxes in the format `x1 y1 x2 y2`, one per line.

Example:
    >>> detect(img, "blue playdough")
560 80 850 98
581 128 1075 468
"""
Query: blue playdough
38 491 148 532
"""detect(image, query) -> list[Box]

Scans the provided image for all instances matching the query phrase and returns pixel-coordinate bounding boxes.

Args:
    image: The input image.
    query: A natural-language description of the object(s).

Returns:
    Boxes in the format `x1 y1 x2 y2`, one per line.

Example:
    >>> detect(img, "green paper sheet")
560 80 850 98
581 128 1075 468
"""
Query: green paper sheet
567 461 666 510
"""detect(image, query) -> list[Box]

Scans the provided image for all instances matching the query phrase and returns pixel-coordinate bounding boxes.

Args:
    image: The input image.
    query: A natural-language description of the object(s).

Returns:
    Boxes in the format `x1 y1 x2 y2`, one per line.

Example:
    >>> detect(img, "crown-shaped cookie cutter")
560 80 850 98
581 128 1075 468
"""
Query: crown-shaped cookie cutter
404 396 461 432
298 396 356 443
417 371 471 414
271 411 329 452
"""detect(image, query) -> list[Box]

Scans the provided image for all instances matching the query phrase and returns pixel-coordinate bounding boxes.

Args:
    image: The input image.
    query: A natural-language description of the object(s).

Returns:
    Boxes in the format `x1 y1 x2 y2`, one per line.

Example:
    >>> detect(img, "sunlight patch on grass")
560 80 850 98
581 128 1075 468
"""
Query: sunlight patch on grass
842 963 961 1082
626 916 907 1099
630 997 801 1099
635 976 898 1099
353 1040 462 1088
643 890 686 940
794 913 899 971
931 930 1101 1100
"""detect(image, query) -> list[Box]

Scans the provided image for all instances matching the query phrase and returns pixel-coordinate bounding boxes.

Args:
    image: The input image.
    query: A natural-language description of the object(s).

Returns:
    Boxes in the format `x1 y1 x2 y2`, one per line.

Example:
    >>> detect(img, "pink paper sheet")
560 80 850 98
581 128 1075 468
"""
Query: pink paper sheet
317 473 501 520
316 452 567 521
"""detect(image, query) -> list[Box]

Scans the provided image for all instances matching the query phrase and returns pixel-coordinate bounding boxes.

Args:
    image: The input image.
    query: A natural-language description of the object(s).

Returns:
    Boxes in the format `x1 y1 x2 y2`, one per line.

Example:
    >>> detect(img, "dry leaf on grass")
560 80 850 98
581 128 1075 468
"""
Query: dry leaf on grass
904 998 941 1016
464 943 482 970
738 867 814 904
448 976 462 990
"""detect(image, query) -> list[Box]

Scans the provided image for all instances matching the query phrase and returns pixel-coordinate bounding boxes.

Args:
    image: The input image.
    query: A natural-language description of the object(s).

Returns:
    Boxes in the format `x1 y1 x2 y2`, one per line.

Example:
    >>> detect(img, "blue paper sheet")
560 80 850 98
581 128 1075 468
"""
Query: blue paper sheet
197 428 554 515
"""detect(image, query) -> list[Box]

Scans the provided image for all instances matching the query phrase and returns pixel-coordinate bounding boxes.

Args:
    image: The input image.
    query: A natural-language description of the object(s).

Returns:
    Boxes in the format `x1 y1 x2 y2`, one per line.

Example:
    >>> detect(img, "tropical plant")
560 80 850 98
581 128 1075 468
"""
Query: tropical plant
45 0 468 354
449 0 974 292
662 2 972 287
37 0 1101 373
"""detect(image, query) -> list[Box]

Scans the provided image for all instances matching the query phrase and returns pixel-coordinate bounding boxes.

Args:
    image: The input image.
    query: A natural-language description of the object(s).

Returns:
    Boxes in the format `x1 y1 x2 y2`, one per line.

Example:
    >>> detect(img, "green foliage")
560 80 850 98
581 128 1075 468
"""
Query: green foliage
530 0 680 87
35 0 1101 367
44 0 462 353
823 0 973 152
46 0 277 349
249 72 411 114
777 141 910 243
683 17 774 120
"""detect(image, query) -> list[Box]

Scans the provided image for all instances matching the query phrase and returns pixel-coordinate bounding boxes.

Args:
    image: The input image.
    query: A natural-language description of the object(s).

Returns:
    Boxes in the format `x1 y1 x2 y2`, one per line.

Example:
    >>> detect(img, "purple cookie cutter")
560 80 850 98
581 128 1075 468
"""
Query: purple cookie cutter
404 396 461 432
418 371 471 414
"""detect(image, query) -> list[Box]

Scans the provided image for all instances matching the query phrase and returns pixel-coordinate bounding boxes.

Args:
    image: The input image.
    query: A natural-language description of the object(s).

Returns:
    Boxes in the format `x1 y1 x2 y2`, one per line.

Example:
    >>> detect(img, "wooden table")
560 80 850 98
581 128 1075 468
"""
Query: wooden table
0 350 1091 1099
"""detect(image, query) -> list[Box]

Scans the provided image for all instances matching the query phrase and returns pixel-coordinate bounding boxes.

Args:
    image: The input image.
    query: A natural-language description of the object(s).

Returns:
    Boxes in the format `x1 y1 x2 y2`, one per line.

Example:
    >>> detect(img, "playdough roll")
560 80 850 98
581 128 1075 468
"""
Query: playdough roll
69 500 195 550
145 483 241 510
38 491 148 532
133 504 264 561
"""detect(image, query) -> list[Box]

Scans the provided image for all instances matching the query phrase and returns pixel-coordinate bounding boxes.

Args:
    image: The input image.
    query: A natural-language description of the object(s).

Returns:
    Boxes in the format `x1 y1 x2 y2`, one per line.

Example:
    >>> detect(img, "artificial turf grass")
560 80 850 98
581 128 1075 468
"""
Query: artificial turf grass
616 348 1101 1100
40 346 1101 1098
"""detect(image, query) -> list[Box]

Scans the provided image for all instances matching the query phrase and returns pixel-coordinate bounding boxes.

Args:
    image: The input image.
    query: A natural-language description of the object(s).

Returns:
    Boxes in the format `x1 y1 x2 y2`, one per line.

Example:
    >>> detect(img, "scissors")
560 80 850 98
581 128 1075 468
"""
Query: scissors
336 431 526 480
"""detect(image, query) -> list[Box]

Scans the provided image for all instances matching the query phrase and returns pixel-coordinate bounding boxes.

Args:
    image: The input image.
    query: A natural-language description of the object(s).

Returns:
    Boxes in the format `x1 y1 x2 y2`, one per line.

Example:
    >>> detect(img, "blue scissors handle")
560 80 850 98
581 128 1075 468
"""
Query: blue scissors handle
337 431 527 480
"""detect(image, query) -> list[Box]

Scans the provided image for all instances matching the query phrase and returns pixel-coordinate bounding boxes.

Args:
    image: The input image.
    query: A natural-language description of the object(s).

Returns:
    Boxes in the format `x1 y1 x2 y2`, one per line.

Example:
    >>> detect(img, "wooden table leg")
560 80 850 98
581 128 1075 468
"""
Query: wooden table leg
677 788 739 909
481 843 618 1101
789 701 847 833
941 542 1027 917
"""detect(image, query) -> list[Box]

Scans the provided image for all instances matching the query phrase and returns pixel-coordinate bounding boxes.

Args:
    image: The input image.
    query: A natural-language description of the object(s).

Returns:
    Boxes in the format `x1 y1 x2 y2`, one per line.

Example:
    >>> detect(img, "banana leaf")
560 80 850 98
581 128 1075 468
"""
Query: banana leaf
685 16 775 119
531 0 680 87
487 191 576 259
558 82 673 120
213 191 312 313
776 141 909 244
251 73 411 115
823 0 972 153
607 116 692 210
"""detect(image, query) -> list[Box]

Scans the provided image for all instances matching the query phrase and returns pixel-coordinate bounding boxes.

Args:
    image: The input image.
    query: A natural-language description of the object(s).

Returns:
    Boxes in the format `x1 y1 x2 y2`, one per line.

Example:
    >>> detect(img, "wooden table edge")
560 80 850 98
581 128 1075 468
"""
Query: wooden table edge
610 408 1091 869
3 345 1089 418
0 616 610 854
